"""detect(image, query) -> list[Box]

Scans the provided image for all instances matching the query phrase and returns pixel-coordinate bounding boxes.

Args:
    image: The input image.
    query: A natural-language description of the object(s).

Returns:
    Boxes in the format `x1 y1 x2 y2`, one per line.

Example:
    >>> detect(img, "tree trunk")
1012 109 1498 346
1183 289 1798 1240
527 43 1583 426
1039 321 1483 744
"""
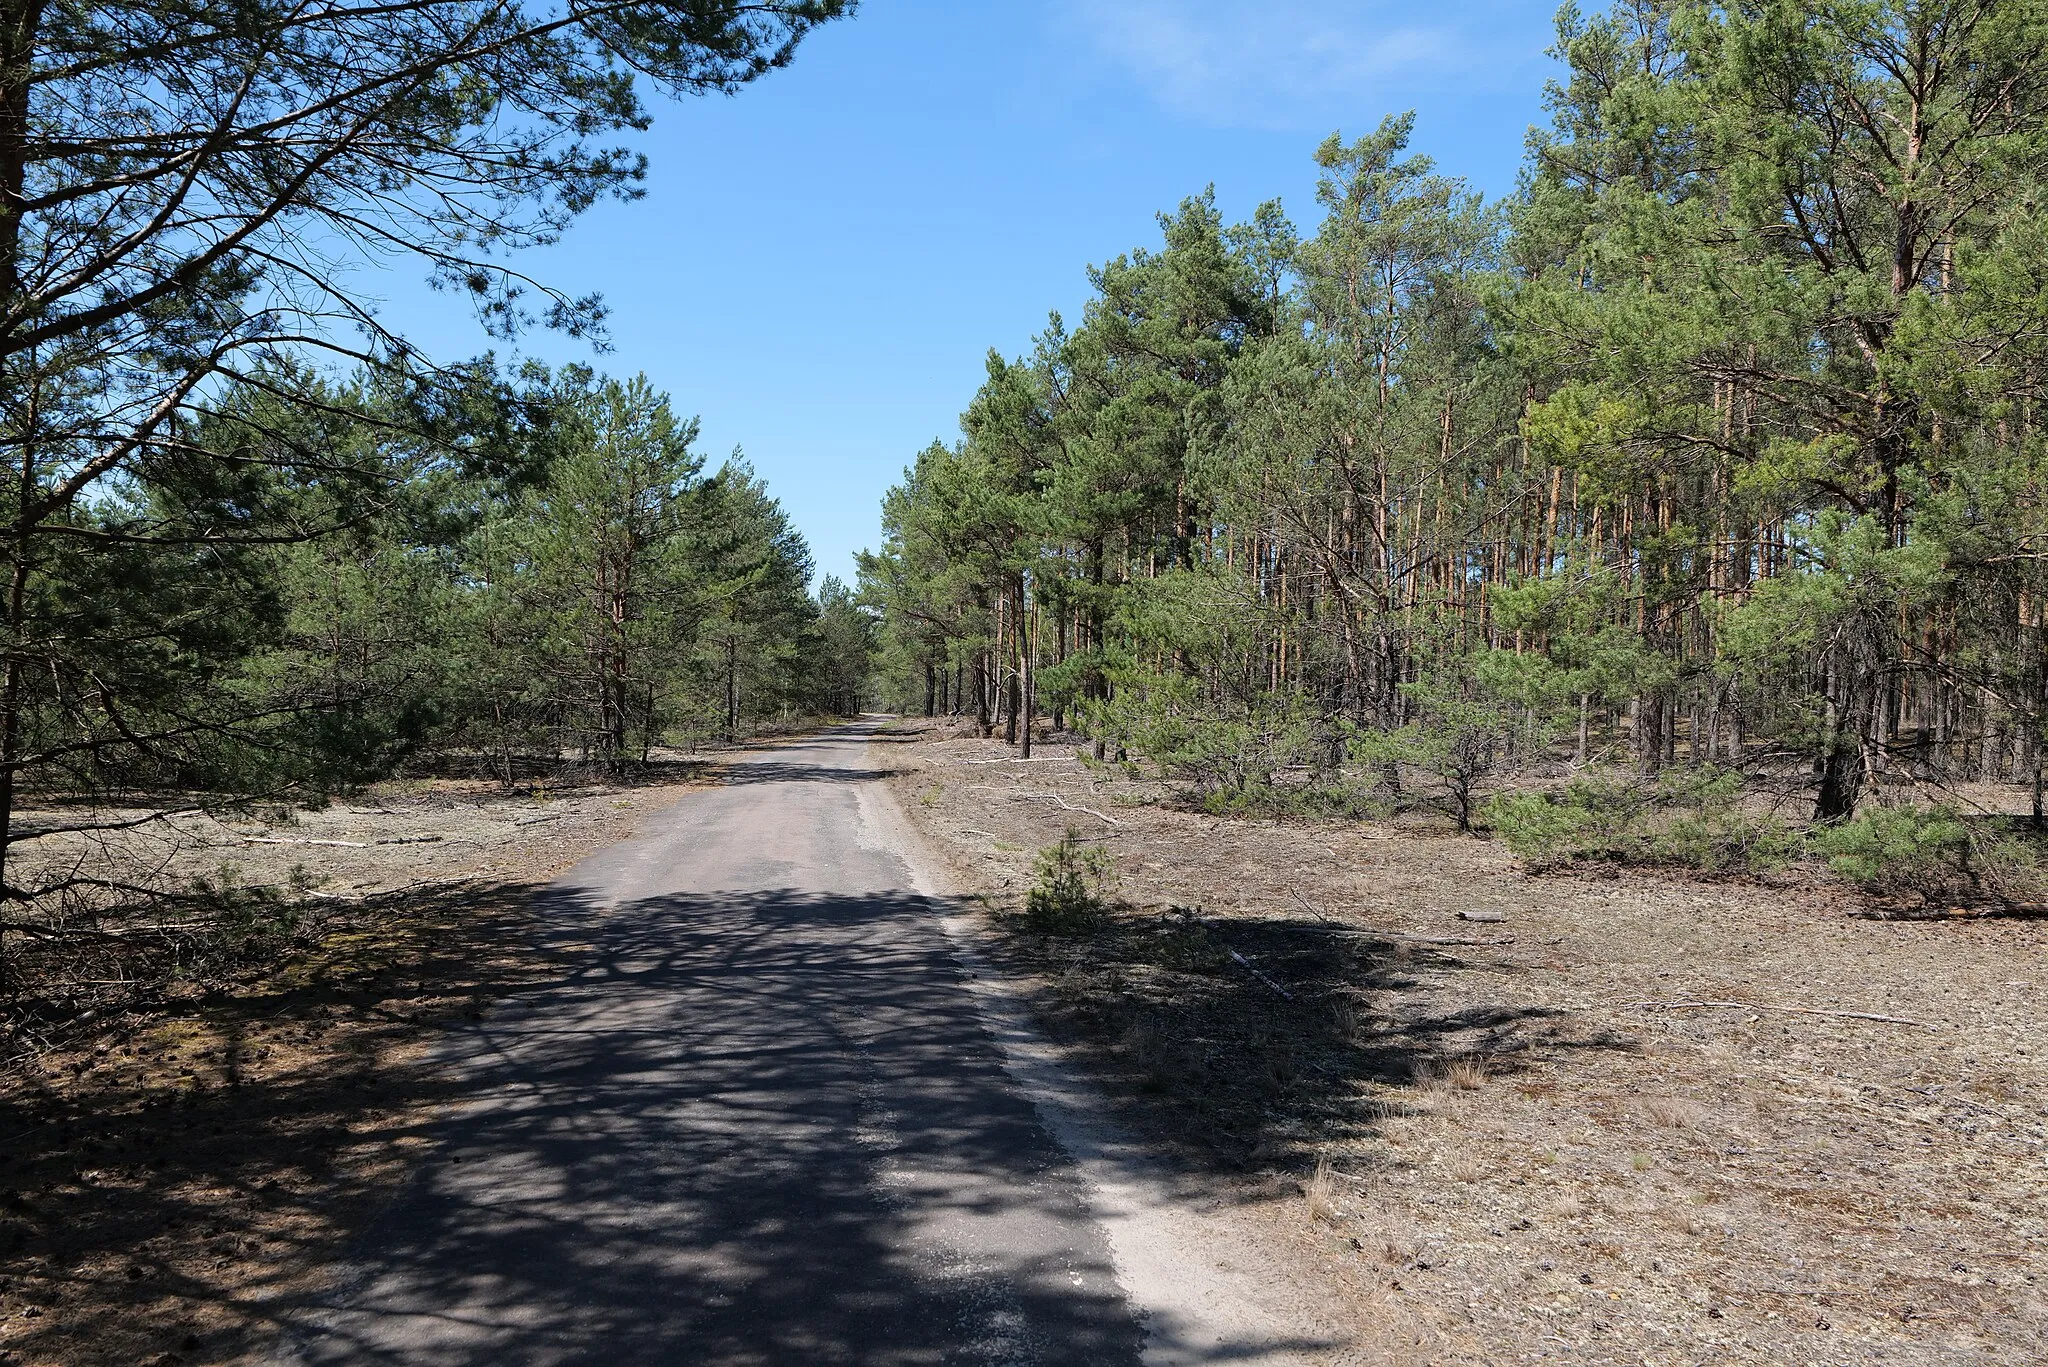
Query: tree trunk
1814 740 1863 823
2036 624 2047 831
0 364 40 935
973 651 991 738
1815 652 1874 823
725 637 740 742
1020 596 1035 760
1634 694 1662 773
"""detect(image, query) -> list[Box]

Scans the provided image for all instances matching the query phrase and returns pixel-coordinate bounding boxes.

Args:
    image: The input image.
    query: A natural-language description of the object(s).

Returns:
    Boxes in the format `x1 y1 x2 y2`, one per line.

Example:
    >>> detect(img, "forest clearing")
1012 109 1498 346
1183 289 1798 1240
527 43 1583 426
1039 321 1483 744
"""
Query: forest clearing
886 718 2048 1366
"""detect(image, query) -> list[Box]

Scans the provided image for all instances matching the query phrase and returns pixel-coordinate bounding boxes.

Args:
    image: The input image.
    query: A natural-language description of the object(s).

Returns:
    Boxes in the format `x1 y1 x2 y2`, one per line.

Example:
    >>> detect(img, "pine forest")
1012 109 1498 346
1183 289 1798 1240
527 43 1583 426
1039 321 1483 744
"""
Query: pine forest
0 0 870 923
861 0 2048 901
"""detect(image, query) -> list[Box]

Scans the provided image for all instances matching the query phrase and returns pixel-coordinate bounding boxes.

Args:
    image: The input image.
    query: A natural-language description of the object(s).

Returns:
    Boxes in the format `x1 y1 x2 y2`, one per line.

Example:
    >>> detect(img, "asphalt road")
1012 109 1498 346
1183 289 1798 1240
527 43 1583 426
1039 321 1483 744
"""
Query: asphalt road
275 723 1169 1366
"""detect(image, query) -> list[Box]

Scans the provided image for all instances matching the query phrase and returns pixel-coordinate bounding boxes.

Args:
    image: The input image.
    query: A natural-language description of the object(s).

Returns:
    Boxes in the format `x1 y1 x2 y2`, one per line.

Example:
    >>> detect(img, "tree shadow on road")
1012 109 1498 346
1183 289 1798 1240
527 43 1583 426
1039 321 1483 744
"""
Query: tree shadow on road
270 884 1340 1366
4 876 1407 1365
714 761 909 787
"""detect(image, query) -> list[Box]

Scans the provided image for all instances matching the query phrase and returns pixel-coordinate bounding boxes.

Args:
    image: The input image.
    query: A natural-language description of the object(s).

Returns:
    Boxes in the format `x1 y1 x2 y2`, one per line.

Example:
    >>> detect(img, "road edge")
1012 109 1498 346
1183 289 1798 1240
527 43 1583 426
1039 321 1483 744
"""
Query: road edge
853 745 1348 1367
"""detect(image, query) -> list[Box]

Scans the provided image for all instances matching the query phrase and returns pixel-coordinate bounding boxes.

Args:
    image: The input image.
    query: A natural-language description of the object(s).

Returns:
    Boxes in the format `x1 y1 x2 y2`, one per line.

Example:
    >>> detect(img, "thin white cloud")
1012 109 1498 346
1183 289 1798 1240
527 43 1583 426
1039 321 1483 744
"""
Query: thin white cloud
1054 1 1544 129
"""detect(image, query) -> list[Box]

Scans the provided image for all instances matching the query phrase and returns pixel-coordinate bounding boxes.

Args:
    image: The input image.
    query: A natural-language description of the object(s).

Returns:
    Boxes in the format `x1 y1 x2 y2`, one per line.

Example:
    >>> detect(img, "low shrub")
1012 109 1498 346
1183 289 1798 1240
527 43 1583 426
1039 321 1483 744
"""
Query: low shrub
1486 767 1798 874
1024 826 1116 933
1809 803 1971 894
1641 768 1802 873
1197 780 1390 821
1486 791 1596 866
1650 808 1803 874
1809 802 2045 903
1972 825 2048 903
1483 770 1648 867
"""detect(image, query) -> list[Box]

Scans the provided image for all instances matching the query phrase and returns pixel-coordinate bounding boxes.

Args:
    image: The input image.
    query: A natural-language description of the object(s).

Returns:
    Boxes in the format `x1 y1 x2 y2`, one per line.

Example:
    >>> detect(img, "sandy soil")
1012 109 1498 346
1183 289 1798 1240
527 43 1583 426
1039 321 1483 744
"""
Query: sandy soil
0 768 710 1367
883 719 2048 1367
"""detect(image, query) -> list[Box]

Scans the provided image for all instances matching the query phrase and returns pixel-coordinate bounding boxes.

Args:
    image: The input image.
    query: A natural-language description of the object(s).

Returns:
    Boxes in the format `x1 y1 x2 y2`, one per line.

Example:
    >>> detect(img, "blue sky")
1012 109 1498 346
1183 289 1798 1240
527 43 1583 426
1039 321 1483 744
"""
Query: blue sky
383 1 1564 585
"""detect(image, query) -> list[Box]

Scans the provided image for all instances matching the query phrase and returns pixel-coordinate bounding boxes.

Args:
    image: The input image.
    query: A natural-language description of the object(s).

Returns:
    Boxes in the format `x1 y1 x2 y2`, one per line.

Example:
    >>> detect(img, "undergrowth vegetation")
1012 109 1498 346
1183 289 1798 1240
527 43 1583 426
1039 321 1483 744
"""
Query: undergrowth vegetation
1486 769 1801 875
1022 827 1118 933
1811 806 2044 905
1488 776 2045 907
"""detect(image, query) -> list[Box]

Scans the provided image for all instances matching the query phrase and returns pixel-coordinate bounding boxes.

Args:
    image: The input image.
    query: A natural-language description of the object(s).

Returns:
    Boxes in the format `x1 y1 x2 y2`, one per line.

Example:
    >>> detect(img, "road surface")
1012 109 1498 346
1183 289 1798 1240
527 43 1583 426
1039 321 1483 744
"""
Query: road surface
276 723 1330 1366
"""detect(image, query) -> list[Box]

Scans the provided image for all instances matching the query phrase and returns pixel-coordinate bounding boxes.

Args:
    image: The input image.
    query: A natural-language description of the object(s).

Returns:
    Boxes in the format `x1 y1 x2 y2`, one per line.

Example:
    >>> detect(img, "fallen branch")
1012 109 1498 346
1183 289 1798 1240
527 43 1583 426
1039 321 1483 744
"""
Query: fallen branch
243 836 368 848
955 755 1072 765
965 786 1121 826
302 874 479 905
1174 907 1294 1000
1627 999 1939 1029
1900 1085 2006 1120
1286 888 1510 947
1387 932 1513 947
1035 793 1120 826
1287 887 1335 922
1850 902 2048 921
0 920 215 940
1224 945 1294 999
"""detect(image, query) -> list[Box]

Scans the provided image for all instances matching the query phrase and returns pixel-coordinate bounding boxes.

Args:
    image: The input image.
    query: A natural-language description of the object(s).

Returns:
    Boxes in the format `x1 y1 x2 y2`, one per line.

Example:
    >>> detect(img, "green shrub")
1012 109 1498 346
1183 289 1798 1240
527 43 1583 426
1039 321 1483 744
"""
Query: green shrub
1971 827 2047 903
1486 791 1596 866
1649 810 1803 873
1197 780 1389 820
1484 771 1647 865
1642 768 1802 873
1352 679 1533 832
1811 803 2045 902
1024 826 1115 933
1973 827 2047 903
1486 766 1799 875
1810 803 1971 894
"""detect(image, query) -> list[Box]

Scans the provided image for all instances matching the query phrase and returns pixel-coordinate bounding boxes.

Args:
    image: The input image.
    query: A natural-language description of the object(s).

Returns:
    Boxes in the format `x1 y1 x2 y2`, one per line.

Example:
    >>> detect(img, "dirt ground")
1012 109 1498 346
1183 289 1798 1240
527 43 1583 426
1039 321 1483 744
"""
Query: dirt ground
883 719 2048 1367
0 766 710 1367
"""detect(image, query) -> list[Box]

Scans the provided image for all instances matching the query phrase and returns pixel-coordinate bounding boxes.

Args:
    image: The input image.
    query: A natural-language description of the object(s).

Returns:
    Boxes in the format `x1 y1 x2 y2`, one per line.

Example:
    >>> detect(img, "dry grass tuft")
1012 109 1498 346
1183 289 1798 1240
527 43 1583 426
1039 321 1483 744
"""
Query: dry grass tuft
1305 1153 1342 1224
1444 1058 1488 1090
1366 1096 1401 1123
1969 1070 2023 1103
1351 1204 1420 1266
1447 1152 1488 1183
1640 1095 1703 1128
1371 1232 1417 1267
1121 1015 1161 1062
1120 1016 1183 1093
1412 1058 1487 1108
